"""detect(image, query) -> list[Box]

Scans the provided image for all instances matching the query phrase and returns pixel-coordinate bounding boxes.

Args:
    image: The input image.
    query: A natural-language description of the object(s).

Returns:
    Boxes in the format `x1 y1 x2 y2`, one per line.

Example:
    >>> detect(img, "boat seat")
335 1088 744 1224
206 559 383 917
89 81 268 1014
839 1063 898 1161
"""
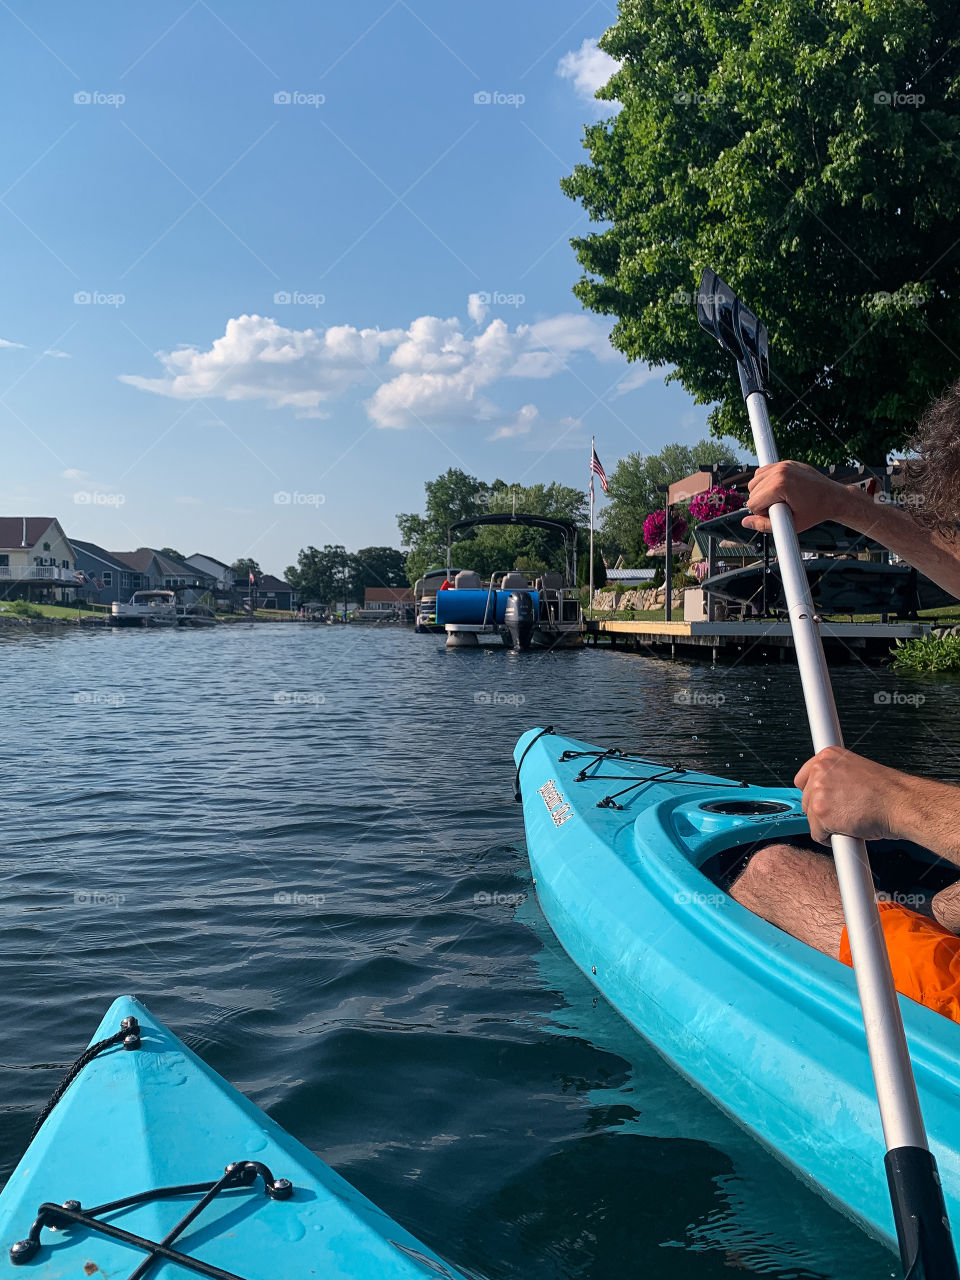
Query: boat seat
454 570 482 589
540 573 564 591
501 572 530 589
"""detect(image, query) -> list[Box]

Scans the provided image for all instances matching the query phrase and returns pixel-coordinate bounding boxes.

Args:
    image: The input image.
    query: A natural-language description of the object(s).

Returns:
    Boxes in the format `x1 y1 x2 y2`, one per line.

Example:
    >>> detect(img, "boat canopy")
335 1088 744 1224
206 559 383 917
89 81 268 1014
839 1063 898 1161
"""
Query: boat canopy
447 513 578 582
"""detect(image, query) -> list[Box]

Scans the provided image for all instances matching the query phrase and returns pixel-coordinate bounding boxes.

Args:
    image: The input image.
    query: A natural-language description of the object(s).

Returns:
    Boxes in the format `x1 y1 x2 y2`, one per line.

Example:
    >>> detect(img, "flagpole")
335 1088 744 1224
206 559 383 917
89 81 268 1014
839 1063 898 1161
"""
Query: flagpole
588 436 595 622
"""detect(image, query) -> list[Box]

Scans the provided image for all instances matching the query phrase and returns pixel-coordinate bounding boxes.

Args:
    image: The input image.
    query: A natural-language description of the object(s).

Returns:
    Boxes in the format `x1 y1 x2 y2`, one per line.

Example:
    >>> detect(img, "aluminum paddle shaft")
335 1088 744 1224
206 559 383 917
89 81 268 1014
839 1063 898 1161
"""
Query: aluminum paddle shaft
746 391 957 1279
747 391 925 1149
695 267 957 1277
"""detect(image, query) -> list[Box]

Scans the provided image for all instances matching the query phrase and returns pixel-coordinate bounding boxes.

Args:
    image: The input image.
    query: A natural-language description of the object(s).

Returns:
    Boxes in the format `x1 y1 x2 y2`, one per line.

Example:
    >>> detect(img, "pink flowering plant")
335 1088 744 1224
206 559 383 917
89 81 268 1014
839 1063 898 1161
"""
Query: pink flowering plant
687 485 746 523
643 508 688 548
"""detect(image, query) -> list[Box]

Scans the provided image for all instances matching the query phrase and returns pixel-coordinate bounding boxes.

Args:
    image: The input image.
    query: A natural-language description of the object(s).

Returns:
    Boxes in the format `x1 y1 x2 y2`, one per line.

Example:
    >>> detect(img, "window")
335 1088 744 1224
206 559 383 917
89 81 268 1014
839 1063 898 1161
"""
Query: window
0 555 7 567
103 572 113 586
43 542 50 551
61 559 69 568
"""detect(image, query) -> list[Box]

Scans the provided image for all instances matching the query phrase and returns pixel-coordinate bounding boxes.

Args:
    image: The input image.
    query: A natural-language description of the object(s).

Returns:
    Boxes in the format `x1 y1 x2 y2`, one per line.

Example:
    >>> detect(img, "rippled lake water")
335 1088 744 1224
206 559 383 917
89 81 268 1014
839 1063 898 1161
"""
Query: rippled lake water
2 621 958 1279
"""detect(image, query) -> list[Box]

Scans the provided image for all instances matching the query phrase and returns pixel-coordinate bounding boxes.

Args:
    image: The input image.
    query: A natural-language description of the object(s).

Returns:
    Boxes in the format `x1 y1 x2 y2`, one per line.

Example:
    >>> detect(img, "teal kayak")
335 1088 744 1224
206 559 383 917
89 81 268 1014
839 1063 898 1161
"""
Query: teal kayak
0 996 465 1279
514 726 960 1251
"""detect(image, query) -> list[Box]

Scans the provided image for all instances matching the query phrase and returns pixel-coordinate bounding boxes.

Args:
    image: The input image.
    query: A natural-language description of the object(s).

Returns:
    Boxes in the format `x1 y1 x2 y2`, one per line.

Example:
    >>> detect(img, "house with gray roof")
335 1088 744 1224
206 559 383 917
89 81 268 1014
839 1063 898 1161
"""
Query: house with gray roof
70 539 138 606
111 549 218 604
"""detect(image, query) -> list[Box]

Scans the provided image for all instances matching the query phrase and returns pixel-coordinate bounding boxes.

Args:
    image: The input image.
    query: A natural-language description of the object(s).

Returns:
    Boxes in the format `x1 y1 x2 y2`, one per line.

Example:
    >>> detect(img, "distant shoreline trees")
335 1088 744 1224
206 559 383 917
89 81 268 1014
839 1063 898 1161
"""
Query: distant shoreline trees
398 469 588 583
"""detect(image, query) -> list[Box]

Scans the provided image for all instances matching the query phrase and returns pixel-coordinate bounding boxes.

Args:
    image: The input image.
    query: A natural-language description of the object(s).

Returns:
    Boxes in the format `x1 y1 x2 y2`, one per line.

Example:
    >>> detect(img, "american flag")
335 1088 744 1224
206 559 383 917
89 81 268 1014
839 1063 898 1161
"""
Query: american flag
590 447 608 494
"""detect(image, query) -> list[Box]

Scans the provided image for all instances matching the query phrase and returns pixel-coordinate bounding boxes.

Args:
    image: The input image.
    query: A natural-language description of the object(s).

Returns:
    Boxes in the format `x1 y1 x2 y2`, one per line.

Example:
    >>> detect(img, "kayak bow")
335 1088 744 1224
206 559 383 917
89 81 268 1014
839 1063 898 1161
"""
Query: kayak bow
0 997 465 1280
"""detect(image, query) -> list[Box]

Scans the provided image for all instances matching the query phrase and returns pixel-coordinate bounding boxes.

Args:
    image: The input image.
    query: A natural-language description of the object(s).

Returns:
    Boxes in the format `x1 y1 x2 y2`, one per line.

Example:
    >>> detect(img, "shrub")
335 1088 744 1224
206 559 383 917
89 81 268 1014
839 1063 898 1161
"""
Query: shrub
891 634 960 673
7 599 43 619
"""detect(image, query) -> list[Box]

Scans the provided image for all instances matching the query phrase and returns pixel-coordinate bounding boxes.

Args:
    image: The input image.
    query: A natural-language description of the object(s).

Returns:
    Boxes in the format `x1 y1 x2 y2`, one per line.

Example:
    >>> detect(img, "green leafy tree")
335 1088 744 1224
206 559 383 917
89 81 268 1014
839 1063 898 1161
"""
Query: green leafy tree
348 546 409 600
398 471 588 582
561 0 960 461
231 558 263 583
602 439 741 563
400 472 588 581
284 545 349 607
397 468 487 584
160 547 184 562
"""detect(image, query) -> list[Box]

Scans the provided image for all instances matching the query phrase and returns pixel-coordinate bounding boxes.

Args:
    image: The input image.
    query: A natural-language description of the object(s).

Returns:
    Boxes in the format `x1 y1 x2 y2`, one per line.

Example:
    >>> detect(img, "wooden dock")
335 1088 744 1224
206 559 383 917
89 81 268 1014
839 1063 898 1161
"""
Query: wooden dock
586 618 930 663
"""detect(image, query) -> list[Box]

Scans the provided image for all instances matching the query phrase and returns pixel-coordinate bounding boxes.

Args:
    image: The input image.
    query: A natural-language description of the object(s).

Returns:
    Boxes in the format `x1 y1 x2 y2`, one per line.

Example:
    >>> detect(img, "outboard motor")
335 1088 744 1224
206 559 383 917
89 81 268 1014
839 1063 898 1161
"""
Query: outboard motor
503 591 535 650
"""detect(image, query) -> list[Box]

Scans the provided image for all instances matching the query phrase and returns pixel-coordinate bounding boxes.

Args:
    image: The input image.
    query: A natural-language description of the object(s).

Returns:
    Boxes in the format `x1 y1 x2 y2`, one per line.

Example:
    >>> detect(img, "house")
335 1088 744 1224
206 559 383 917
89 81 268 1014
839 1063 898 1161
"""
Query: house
359 586 415 622
71 539 139 606
186 554 236 591
0 518 78 603
256 574 297 611
185 554 237 609
111 548 218 604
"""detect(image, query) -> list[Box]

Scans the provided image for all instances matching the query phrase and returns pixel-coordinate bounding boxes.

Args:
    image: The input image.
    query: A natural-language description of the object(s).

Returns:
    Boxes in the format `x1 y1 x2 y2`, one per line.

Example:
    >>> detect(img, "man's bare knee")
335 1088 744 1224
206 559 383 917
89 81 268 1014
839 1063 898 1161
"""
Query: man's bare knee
732 842 811 910
730 841 845 957
932 879 960 933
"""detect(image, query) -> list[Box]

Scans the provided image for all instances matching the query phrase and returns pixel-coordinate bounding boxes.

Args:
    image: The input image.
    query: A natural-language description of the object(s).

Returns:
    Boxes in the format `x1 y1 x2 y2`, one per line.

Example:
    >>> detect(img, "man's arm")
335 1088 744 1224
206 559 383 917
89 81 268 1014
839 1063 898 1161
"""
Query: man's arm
744 461 960 599
796 747 960 868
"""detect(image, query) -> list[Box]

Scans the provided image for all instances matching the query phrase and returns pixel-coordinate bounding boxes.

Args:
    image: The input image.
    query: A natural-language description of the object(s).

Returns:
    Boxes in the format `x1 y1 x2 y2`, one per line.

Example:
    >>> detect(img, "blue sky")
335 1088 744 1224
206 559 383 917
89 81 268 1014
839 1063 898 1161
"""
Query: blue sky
1 0 722 575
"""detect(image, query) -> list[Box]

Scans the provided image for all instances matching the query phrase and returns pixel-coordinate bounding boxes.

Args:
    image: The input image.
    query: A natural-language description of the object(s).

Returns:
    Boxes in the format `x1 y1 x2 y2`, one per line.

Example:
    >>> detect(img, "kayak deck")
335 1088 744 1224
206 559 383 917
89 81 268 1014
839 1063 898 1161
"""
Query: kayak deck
0 997 465 1279
514 726 960 1249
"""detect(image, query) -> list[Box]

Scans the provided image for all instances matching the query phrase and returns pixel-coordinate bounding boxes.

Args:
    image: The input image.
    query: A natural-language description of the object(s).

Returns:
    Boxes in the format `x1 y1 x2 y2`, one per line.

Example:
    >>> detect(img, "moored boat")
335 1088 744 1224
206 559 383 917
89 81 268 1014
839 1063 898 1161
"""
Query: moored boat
703 556 956 616
0 996 466 1279
111 589 178 628
176 602 217 627
513 725 960 1251
433 515 585 650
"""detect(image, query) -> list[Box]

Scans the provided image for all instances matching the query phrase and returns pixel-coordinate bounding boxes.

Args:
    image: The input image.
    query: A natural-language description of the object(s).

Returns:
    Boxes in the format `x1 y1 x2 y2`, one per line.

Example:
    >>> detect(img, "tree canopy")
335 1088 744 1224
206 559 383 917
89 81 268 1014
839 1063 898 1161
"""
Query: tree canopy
231 558 262 582
398 469 588 582
284 545 349 607
283 545 408 607
561 0 960 462
348 546 409 599
601 439 741 562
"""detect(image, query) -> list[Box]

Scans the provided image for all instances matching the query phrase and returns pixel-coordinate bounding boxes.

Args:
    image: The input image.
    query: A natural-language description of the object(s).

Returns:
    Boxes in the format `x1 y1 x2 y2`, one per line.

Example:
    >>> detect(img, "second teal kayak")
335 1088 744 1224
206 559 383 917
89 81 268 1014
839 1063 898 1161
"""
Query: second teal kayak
0 997 466 1279
514 725 960 1250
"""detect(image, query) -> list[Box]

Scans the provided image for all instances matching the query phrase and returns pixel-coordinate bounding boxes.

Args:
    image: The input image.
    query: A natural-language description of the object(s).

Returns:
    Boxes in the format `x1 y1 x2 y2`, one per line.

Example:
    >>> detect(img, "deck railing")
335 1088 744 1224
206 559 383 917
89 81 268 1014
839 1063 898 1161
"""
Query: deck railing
0 566 77 582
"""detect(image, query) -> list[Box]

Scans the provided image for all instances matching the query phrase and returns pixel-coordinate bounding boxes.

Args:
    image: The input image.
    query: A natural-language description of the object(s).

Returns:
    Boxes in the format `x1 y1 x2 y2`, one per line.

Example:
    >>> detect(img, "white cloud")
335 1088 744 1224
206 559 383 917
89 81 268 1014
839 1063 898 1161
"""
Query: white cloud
62 468 89 481
120 315 403 417
557 38 620 111
122 304 619 432
489 404 539 440
0 338 26 350
467 292 488 326
613 363 667 396
43 348 71 359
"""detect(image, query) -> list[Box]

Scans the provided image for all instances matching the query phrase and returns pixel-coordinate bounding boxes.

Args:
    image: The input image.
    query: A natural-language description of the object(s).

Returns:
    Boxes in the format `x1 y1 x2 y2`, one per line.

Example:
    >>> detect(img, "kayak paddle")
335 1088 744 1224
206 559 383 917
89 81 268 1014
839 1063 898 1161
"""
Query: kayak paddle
696 268 959 1280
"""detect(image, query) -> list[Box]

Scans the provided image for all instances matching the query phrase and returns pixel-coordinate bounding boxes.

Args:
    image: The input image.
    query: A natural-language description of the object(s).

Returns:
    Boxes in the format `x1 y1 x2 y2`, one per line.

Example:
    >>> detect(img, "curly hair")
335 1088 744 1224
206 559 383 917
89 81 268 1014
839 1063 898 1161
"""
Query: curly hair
903 378 960 538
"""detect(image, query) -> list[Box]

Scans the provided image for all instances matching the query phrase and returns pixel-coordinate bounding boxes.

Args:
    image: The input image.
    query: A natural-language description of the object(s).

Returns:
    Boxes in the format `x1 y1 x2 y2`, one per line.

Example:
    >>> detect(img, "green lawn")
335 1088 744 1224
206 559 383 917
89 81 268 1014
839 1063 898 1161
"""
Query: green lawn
0 602 108 621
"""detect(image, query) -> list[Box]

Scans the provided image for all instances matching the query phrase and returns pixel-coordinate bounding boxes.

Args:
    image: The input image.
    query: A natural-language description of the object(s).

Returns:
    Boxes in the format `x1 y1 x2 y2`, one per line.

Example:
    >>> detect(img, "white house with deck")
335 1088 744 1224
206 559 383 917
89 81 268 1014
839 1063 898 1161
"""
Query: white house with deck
0 518 78 602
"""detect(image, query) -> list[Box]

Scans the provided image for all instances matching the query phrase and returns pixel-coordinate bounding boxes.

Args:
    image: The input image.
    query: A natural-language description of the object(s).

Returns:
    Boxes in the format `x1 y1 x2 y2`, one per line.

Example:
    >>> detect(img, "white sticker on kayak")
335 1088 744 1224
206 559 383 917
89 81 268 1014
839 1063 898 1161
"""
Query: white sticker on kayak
538 779 573 827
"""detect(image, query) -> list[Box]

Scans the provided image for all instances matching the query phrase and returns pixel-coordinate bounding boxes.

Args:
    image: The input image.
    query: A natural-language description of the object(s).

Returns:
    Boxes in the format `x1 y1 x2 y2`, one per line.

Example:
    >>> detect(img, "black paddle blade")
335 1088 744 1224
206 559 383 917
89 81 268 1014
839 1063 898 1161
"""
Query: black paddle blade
696 268 770 398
